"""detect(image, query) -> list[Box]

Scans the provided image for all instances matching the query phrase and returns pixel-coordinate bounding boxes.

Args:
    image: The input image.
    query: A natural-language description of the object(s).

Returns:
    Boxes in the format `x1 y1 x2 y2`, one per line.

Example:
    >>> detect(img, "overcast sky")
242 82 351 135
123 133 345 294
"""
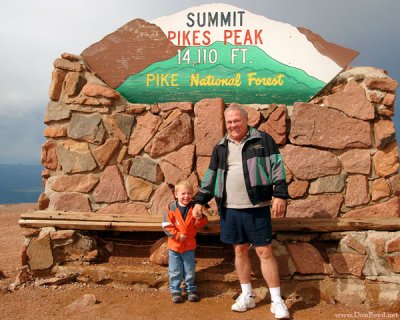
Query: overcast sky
0 0 398 164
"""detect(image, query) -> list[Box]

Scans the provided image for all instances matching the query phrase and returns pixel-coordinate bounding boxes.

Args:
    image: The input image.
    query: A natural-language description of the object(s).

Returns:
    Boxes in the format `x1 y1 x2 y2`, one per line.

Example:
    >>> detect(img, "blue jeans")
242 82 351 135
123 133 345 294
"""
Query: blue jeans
168 249 197 294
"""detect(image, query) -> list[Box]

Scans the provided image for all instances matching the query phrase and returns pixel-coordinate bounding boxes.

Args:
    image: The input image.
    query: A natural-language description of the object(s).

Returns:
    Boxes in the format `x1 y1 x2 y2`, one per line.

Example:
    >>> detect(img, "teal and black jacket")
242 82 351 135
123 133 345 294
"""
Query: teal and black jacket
193 127 288 214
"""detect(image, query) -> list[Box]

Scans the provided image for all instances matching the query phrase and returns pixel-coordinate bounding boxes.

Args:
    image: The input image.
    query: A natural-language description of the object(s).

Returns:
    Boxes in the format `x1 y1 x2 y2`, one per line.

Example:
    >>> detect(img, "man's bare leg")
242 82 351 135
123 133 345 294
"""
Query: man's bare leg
256 244 290 319
234 243 252 284
255 244 280 288
231 243 256 312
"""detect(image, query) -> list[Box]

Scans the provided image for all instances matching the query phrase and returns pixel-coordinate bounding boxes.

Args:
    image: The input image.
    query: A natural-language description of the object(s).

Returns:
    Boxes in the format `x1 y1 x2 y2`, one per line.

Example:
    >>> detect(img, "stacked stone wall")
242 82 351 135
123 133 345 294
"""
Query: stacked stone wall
32 53 400 296
19 227 400 308
41 53 399 220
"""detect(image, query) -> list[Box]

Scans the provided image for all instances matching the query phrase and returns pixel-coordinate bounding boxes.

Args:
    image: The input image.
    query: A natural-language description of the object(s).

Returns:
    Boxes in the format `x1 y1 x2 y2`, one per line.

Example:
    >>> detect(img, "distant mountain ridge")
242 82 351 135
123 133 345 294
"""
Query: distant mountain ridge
0 164 43 204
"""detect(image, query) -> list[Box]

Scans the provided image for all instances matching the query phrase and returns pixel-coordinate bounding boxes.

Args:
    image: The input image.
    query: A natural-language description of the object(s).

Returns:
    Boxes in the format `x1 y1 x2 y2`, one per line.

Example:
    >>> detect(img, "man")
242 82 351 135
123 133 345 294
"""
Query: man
192 105 290 319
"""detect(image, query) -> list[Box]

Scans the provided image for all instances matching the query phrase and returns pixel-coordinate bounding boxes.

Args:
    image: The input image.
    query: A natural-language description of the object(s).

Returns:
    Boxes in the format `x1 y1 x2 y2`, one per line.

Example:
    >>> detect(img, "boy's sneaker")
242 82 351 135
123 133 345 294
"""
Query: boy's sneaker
270 300 290 319
172 293 183 304
187 292 200 302
231 293 255 312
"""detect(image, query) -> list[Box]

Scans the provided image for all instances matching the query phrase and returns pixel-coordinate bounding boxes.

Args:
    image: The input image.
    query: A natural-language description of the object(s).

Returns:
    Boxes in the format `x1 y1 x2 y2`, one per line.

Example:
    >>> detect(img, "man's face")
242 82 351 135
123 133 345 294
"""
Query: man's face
225 109 248 142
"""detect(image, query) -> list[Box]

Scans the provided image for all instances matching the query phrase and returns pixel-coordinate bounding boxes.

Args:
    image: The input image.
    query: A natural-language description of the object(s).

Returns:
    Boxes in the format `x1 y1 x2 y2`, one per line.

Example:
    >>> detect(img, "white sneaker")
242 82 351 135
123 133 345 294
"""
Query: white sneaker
270 300 290 319
231 293 255 312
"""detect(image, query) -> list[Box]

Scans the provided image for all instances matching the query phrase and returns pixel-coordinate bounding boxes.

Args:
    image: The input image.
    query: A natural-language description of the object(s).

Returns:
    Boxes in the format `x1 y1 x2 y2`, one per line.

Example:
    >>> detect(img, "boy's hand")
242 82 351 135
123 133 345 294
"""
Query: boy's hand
178 234 187 242
192 204 203 220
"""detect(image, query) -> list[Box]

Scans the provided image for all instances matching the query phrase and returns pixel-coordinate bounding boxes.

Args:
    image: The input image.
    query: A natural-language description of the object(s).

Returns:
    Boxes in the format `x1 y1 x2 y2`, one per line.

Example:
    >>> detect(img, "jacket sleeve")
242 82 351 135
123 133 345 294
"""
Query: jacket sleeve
162 208 180 240
193 144 219 205
265 134 289 199
194 214 208 230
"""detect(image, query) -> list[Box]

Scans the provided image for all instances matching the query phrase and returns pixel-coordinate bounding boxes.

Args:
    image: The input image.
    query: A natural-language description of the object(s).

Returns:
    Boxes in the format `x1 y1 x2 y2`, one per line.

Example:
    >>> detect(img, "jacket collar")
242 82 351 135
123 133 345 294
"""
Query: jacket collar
218 126 261 146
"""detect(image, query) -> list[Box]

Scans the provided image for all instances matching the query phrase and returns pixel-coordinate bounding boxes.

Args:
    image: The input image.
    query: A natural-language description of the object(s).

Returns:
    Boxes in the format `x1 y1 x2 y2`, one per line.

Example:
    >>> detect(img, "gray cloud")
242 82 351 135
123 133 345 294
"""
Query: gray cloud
0 104 45 164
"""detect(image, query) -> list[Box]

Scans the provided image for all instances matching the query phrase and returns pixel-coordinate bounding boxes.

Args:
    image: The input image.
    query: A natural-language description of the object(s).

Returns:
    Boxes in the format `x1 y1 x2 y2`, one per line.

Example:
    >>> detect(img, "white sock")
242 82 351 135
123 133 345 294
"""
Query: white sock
269 287 283 302
240 283 253 296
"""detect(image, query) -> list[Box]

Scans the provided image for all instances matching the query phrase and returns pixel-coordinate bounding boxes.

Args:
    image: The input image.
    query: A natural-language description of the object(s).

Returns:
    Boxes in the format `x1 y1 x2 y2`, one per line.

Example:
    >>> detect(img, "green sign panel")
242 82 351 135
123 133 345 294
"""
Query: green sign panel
117 42 325 104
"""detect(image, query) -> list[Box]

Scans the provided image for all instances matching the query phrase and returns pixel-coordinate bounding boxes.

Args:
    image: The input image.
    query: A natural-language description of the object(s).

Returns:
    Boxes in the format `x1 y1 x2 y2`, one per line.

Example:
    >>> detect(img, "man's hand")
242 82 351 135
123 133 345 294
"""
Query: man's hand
192 203 203 220
272 197 287 217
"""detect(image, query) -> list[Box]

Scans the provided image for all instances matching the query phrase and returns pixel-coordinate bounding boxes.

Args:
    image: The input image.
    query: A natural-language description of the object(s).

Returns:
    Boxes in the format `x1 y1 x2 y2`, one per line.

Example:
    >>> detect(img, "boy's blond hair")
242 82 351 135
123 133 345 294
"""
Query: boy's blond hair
174 180 193 193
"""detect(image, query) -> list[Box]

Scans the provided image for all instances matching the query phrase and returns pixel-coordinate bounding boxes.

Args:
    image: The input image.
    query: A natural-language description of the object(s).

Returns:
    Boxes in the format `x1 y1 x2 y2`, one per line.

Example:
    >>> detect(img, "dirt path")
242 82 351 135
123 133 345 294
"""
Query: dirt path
0 204 396 320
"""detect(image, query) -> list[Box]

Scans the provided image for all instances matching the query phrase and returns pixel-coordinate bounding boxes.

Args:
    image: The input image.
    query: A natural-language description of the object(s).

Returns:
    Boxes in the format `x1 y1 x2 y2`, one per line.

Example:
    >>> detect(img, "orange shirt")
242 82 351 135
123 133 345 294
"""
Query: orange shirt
162 201 208 253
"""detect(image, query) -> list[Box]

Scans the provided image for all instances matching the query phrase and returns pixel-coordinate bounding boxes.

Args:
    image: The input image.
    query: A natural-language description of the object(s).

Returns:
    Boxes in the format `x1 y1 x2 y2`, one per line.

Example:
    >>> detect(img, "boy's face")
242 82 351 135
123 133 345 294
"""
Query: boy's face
175 187 193 207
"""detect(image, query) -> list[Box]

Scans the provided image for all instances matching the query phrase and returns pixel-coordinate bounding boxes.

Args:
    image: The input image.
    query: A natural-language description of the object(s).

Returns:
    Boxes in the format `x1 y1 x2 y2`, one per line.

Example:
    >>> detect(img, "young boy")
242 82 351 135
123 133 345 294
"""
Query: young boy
162 180 208 303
